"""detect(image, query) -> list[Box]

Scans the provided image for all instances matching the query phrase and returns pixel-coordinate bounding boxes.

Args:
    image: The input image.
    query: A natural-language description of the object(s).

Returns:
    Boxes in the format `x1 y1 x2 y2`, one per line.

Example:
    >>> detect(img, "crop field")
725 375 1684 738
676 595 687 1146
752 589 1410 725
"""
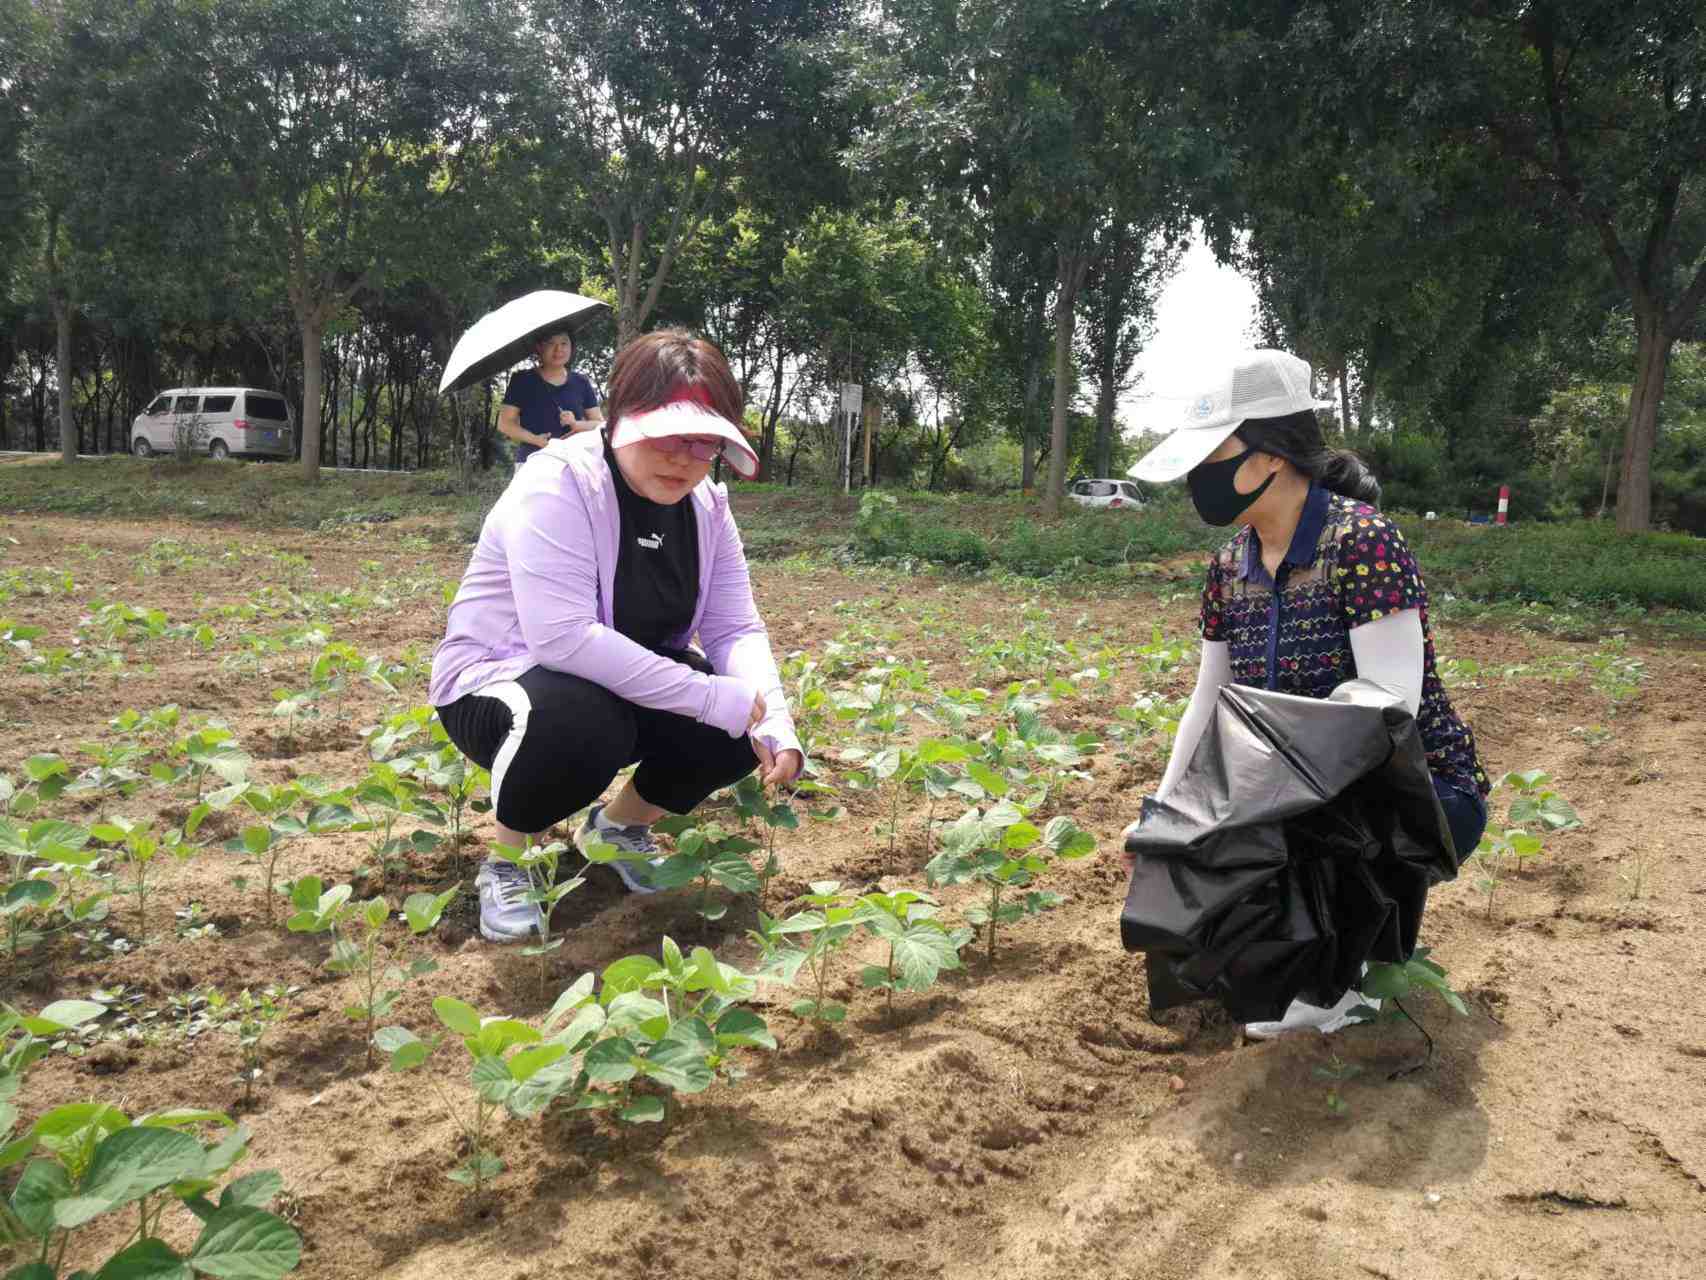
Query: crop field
0 492 1702 1280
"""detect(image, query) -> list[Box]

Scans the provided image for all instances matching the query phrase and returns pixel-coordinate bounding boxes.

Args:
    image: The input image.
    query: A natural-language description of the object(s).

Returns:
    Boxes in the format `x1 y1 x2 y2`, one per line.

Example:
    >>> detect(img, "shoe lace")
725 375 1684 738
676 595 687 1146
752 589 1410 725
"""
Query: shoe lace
483 858 533 905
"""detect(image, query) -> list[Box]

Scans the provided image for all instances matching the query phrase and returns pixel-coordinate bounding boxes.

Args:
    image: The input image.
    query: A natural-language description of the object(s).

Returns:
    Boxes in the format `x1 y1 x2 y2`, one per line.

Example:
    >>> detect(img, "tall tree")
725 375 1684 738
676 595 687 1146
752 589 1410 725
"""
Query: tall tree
1195 0 1706 532
849 0 1195 513
206 0 496 479
528 0 846 346
1079 222 1179 477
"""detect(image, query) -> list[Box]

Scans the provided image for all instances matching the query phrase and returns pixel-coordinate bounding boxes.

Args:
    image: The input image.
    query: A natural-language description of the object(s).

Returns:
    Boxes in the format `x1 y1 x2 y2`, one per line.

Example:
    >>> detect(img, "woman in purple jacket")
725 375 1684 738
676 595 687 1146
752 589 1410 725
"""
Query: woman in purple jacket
430 330 802 942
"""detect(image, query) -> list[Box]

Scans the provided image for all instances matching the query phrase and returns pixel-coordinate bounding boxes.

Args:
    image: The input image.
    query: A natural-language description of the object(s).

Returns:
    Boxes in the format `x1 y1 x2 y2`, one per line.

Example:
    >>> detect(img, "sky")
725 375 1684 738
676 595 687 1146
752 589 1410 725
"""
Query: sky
1117 236 1262 439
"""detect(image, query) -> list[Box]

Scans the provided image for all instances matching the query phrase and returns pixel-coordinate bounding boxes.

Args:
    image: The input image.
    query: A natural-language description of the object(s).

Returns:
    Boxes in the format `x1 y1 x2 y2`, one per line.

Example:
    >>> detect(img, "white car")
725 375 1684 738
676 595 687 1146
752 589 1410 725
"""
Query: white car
130 387 295 460
1069 478 1146 510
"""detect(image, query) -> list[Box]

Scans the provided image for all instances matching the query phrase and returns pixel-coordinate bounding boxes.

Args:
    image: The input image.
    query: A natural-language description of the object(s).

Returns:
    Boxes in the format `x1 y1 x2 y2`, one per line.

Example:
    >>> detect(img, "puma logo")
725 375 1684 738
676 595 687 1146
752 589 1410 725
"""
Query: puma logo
637 533 664 550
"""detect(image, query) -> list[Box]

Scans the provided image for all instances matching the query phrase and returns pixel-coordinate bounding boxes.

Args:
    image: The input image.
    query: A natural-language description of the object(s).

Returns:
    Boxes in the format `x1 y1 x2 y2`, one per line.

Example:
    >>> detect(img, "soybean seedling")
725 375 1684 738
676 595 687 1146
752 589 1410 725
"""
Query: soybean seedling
0 818 110 960
226 782 358 925
352 764 446 889
855 888 972 1023
750 881 861 1027
1349 946 1469 1072
646 817 762 924
1313 1054 1364 1116
377 986 602 1192
332 887 456 1069
89 817 192 943
208 984 294 1108
489 838 584 991
925 807 1097 965
730 774 799 900
579 941 777 1119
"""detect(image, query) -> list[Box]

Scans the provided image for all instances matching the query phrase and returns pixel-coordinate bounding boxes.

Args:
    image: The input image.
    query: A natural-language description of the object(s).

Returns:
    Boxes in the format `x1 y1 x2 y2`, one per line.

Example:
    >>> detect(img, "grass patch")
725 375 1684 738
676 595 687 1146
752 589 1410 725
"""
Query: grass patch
1402 519 1706 612
4 460 1701 623
0 455 497 531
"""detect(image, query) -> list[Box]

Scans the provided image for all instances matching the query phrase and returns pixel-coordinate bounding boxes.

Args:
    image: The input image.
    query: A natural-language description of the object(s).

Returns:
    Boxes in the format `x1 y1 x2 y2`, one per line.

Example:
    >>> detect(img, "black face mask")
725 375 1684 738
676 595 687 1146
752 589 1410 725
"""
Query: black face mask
1188 446 1275 527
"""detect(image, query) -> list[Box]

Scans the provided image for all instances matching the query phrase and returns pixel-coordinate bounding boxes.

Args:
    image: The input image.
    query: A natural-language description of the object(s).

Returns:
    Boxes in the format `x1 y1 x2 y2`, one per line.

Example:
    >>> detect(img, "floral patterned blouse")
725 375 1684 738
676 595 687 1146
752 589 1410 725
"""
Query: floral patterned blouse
1199 485 1490 799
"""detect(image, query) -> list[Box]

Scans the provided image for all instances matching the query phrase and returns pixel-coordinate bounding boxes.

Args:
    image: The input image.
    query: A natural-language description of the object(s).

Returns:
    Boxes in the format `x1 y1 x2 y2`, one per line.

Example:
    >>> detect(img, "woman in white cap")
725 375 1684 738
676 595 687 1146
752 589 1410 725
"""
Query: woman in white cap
429 329 803 942
1123 349 1489 1037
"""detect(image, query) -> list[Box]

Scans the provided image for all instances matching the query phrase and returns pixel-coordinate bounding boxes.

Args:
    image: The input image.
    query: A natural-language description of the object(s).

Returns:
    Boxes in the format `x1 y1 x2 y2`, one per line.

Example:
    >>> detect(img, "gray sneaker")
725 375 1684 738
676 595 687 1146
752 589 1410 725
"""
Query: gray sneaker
473 857 541 943
576 805 666 895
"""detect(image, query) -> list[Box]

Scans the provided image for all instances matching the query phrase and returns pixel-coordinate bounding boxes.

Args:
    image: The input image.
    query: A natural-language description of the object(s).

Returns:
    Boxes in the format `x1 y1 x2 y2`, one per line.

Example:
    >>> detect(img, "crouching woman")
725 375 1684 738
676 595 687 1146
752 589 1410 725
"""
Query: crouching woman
429 329 802 942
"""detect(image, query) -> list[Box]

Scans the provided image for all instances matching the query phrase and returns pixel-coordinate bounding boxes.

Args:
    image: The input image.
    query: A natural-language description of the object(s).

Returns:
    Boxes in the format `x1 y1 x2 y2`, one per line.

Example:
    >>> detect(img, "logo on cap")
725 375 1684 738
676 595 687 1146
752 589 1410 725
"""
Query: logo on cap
1192 396 1215 420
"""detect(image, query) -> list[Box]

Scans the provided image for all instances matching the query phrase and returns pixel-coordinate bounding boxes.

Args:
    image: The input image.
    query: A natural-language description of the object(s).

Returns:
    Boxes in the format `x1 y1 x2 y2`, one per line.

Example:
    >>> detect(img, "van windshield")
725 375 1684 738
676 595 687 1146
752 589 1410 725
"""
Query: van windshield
248 396 289 421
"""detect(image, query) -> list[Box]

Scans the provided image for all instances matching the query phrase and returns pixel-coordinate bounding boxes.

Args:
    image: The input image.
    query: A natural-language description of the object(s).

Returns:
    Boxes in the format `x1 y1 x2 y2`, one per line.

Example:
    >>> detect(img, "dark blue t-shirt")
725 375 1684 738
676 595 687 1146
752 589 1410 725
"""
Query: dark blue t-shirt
504 368 600 464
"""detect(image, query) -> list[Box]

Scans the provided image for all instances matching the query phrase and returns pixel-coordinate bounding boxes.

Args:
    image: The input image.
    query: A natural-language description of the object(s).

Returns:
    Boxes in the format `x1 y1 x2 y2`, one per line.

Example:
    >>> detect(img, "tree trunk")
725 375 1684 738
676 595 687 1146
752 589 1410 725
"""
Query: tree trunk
1338 365 1352 440
53 297 76 463
1615 309 1669 533
1093 362 1116 479
300 314 327 481
1042 252 1088 518
1019 299 1044 491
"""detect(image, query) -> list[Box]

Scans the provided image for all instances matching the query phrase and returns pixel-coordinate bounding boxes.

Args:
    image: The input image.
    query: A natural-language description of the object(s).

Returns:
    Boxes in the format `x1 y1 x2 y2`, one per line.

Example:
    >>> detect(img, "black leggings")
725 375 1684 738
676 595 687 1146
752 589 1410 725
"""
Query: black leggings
435 661 758 835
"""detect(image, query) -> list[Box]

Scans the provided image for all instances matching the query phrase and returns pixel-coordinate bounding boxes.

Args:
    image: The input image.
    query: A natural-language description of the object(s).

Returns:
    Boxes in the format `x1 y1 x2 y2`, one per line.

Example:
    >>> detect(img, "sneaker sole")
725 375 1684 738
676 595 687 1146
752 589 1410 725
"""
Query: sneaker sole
478 921 539 944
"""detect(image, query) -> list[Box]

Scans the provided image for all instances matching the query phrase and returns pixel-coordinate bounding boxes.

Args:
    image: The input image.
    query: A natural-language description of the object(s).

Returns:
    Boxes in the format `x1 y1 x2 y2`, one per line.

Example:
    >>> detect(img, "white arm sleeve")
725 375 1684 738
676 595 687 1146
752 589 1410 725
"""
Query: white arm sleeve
1155 640 1231 802
1347 608 1425 717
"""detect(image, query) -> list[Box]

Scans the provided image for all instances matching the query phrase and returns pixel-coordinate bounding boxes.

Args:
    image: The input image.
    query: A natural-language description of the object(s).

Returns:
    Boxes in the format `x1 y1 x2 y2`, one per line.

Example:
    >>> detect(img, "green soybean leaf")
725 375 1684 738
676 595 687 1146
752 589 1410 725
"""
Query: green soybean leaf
617 1096 665 1124
470 1055 516 1105
640 1019 715 1094
432 997 481 1037
599 955 660 1004
1360 965 1412 1000
507 1044 567 1083
9 1158 72 1238
26 1000 107 1035
582 1037 639 1084
712 1008 777 1051
186 1205 302 1279
63 1127 206 1223
93 1238 190 1280
472 1019 540 1059
892 928 963 990
218 1171 283 1212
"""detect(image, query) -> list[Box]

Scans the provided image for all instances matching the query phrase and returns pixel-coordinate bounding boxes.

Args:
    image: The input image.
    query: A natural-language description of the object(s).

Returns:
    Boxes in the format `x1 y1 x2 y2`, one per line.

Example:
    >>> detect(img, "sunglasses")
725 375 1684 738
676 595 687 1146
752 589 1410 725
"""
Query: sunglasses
643 435 724 464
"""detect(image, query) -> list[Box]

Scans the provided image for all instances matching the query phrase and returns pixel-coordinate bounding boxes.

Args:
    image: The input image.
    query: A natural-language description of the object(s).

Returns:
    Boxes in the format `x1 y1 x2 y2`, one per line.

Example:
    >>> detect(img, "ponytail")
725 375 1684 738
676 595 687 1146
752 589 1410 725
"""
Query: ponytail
1234 410 1381 505
1316 450 1381 504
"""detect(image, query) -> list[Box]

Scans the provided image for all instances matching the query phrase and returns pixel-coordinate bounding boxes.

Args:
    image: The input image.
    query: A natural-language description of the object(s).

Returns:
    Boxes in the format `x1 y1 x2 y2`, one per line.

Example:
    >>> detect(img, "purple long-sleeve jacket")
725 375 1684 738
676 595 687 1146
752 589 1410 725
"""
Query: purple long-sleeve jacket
429 432 801 759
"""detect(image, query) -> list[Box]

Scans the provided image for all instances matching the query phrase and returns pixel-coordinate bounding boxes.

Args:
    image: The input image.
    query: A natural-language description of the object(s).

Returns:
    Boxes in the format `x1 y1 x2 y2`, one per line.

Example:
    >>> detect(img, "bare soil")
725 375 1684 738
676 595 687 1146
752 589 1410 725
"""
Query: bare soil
0 511 1701 1280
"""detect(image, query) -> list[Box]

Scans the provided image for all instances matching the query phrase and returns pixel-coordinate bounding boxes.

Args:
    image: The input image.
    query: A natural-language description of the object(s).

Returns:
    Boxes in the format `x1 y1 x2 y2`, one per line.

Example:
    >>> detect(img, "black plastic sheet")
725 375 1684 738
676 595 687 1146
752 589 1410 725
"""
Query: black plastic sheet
1120 680 1463 1023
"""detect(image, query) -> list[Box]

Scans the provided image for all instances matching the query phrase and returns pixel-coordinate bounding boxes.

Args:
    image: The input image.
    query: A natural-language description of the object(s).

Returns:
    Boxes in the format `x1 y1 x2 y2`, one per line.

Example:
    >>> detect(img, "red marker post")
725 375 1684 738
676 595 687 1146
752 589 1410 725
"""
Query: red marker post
1496 485 1510 526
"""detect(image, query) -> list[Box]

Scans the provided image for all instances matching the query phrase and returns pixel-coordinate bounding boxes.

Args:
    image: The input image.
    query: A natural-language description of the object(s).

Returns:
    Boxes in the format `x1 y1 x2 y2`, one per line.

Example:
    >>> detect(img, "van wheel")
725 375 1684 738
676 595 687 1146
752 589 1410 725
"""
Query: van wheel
209 439 229 460
131 437 152 458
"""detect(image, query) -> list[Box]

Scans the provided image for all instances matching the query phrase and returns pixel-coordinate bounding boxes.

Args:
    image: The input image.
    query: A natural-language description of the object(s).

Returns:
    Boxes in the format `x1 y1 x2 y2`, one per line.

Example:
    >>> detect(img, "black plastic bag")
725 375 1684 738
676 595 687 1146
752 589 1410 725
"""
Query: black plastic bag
1120 680 1462 1023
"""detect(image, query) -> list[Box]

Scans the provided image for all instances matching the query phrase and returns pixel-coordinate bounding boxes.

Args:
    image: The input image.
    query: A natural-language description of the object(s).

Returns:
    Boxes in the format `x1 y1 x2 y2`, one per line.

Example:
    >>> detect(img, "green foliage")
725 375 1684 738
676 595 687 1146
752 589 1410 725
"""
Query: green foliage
0 997 300 1278
854 889 972 1023
488 839 584 990
750 883 861 1028
925 807 1096 964
1469 771 1582 919
205 986 295 1109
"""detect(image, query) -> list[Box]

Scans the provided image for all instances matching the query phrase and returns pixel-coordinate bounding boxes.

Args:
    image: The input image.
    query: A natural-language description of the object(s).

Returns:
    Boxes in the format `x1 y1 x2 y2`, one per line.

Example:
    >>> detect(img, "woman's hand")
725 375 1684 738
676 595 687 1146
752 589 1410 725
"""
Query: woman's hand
748 690 767 729
751 739 803 787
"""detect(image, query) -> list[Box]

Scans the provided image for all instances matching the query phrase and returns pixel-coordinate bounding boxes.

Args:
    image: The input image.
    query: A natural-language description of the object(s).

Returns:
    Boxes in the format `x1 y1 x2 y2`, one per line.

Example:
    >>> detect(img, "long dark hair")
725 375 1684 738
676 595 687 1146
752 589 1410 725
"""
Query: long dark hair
1235 410 1380 504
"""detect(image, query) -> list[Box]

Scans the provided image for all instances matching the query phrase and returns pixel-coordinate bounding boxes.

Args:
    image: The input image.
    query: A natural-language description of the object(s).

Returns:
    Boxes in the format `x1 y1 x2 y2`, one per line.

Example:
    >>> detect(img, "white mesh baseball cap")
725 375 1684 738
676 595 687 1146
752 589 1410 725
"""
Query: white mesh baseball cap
1128 349 1334 482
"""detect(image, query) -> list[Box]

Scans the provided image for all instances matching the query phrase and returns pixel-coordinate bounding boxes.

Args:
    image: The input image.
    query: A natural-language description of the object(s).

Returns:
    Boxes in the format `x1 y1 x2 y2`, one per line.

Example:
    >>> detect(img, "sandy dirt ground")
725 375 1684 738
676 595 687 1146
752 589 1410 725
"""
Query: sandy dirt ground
0 510 1701 1280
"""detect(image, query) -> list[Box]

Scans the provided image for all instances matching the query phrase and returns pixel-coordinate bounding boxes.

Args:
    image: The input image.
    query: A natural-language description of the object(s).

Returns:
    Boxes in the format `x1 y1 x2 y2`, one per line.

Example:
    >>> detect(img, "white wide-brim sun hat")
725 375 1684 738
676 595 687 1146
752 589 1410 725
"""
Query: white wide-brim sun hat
607 401 761 479
1129 349 1336 483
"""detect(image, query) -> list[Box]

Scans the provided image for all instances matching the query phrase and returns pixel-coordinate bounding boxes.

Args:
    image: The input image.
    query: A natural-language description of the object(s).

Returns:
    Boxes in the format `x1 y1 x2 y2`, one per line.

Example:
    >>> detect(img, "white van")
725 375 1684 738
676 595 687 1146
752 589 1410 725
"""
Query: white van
130 387 295 460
